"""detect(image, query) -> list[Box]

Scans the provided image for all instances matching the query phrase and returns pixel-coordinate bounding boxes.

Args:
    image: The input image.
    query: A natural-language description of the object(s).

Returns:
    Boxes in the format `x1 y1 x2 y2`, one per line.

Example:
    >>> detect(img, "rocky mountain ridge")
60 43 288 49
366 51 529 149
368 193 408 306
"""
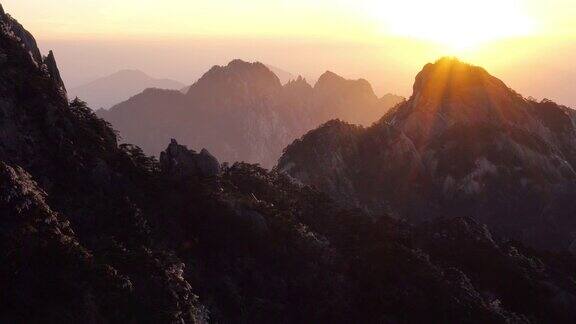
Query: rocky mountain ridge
98 59 404 168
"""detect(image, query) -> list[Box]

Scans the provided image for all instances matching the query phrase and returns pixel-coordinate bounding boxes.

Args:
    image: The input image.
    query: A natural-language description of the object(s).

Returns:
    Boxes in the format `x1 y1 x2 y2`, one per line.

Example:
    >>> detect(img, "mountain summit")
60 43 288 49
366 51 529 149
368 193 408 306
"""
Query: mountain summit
280 57 576 251
389 57 538 146
186 59 283 104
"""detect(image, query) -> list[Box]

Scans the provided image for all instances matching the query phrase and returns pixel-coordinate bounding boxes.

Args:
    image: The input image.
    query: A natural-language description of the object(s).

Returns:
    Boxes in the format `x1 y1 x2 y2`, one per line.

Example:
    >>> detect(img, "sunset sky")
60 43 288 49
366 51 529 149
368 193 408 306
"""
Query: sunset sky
3 0 576 106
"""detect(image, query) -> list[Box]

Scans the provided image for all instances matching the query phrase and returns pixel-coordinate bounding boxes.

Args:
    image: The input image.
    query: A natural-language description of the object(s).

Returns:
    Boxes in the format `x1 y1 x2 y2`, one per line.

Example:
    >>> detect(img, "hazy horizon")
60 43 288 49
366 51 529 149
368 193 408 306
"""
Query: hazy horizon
4 0 576 106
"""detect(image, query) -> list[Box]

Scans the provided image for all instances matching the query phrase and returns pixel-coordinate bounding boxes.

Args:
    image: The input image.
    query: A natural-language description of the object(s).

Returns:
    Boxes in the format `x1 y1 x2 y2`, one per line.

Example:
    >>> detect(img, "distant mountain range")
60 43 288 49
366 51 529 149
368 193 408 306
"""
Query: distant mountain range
68 69 185 110
98 60 404 168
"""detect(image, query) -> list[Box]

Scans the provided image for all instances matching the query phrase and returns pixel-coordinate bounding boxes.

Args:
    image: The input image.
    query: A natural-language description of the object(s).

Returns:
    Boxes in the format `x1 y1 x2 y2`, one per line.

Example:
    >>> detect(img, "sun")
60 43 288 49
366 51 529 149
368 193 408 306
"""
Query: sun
366 0 535 52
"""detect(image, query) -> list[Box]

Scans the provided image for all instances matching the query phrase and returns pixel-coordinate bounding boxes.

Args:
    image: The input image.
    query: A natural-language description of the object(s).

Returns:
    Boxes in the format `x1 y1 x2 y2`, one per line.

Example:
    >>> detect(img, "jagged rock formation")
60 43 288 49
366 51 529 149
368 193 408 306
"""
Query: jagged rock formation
160 139 220 178
44 50 66 93
98 60 403 168
2 7 576 323
279 57 576 252
0 6 65 95
0 4 42 64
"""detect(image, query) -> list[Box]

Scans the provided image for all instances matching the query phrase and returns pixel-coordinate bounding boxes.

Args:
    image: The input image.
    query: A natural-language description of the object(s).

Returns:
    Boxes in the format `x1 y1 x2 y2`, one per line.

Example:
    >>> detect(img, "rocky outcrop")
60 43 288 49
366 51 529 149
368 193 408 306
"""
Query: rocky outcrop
43 50 66 93
0 5 66 96
0 4 42 64
160 139 220 178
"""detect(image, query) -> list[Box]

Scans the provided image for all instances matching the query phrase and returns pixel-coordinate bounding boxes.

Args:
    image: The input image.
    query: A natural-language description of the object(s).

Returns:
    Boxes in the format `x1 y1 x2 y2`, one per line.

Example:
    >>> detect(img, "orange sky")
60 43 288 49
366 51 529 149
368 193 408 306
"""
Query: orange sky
3 0 576 106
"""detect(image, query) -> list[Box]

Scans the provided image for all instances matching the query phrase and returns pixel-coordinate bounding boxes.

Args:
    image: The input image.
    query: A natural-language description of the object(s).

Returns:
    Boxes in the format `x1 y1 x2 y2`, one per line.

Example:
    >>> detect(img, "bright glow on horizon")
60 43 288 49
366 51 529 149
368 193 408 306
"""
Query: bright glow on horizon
366 0 536 52
3 0 569 40
3 0 574 60
2 0 575 107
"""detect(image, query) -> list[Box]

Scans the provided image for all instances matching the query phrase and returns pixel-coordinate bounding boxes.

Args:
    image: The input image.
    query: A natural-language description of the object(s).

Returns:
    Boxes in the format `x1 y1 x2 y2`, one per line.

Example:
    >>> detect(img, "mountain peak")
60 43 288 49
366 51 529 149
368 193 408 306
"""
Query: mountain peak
224 59 272 75
43 50 66 93
393 57 530 139
198 59 281 85
380 58 566 178
317 70 344 83
315 71 375 97
187 59 282 100
284 75 312 91
411 57 511 103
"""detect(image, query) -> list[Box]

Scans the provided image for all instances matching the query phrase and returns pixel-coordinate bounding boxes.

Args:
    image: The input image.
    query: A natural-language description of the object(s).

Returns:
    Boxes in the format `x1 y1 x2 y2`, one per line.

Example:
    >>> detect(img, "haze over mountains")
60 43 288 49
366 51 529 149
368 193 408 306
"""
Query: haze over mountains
98 60 404 168
3 3 576 324
68 69 185 110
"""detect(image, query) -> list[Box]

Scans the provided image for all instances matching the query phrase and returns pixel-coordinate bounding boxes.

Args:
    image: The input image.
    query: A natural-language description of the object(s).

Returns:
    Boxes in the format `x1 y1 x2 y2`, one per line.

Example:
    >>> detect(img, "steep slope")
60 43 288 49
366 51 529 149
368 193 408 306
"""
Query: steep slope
69 69 185 110
99 61 402 168
0 6 202 323
279 58 576 251
0 162 187 323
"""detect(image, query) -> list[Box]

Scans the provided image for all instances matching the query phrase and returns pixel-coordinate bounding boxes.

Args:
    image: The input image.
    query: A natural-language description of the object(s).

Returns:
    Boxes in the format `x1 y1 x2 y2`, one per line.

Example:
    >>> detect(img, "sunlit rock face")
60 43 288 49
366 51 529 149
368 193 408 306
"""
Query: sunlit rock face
389 57 540 146
279 57 576 251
